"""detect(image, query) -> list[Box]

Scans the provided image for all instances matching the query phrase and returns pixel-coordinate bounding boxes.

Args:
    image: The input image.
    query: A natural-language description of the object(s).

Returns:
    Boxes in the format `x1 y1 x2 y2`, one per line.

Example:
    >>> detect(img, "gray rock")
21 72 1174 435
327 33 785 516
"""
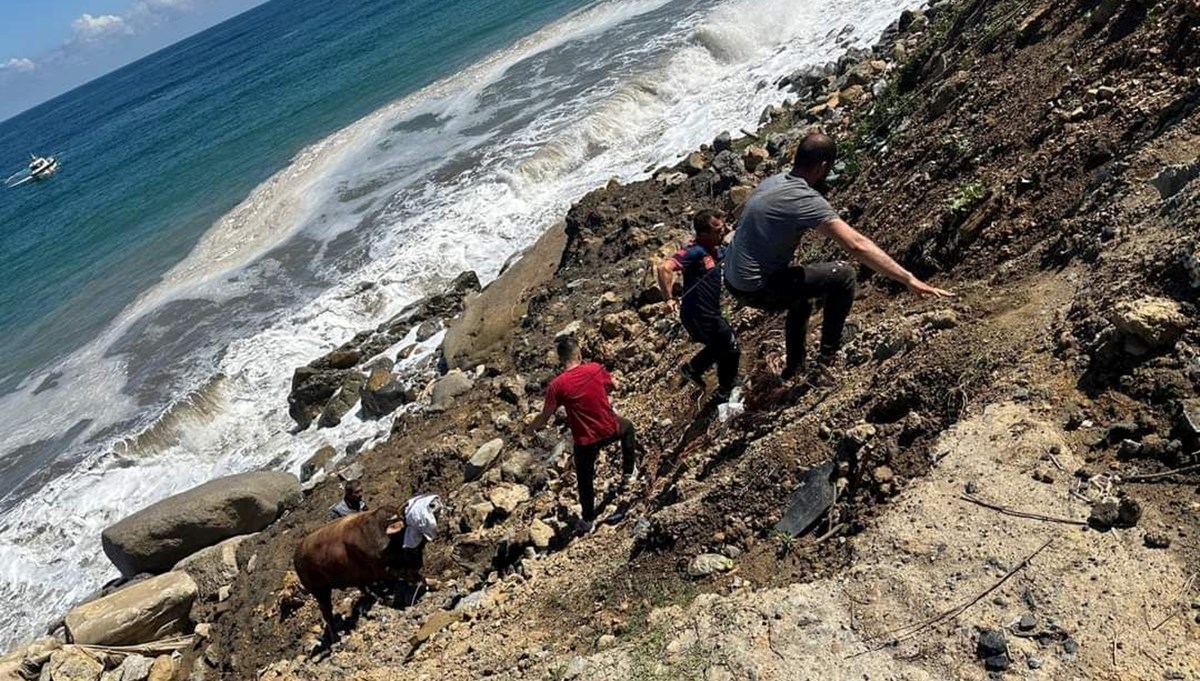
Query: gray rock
496 375 526 405
37 646 103 681
415 319 441 342
288 367 352 429
712 131 732 153
430 370 474 411
102 471 299 576
500 450 535 484
488 484 531 516
687 553 734 577
1018 613 1037 631
1091 496 1141 530
461 501 494 531
711 150 744 184
115 654 155 681
64 572 197 646
316 372 365 429
360 368 411 418
465 438 505 482
300 446 337 483
173 534 255 599
1144 532 1171 549
977 628 1009 670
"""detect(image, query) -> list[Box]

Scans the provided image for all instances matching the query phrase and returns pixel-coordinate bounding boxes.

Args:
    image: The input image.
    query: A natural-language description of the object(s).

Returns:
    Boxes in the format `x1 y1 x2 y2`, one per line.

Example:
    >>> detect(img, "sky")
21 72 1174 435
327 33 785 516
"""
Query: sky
0 0 268 121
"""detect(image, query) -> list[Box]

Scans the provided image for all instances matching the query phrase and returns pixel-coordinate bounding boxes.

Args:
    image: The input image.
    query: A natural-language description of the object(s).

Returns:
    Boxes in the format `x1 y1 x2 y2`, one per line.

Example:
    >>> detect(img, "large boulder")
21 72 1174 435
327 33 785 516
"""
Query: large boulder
64 572 197 646
443 223 567 369
102 472 299 576
359 368 411 418
172 533 255 599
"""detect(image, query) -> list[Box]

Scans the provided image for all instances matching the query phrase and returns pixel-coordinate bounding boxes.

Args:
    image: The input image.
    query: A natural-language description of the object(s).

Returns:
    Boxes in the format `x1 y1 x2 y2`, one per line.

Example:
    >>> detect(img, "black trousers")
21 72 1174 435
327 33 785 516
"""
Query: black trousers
573 416 637 521
727 262 856 372
682 313 740 392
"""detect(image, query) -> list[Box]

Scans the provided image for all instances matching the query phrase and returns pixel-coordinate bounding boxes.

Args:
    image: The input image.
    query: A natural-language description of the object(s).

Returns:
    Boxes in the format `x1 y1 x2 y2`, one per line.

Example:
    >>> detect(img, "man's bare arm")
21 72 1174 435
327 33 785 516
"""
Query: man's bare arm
656 258 679 310
524 402 556 435
817 218 953 297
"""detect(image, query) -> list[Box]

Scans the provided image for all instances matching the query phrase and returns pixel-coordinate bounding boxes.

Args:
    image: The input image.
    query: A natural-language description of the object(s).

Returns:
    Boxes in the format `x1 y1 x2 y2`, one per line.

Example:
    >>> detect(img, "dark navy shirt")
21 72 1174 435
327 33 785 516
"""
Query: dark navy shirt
670 242 726 322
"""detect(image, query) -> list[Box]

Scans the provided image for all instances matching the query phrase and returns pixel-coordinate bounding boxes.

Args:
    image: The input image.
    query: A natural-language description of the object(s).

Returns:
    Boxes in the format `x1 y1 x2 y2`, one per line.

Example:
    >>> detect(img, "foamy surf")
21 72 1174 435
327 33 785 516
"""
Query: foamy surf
0 0 922 650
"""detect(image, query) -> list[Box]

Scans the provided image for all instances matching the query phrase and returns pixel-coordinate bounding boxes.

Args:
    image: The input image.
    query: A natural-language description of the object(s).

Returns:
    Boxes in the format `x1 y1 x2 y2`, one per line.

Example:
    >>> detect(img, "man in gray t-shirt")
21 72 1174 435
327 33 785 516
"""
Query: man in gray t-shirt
725 132 951 380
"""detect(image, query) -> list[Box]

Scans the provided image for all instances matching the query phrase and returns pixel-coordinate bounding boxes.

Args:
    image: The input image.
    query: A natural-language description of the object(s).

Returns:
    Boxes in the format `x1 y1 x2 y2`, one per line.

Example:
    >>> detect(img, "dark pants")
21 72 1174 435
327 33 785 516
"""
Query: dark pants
683 314 740 392
727 262 856 372
573 416 637 521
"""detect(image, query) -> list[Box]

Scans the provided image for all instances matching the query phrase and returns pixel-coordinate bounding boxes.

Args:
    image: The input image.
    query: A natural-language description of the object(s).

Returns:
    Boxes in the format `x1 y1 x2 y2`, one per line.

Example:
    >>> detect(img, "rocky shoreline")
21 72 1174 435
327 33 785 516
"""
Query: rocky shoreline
7 0 1200 678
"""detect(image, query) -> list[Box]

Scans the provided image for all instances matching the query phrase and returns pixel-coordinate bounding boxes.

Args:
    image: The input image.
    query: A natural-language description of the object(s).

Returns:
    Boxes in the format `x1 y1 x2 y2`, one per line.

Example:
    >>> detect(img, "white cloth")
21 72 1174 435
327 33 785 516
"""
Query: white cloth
402 493 441 549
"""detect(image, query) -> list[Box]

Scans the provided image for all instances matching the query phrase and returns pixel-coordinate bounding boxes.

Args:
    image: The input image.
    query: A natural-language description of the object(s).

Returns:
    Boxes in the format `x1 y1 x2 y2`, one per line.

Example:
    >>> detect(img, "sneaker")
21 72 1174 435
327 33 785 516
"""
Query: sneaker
574 518 595 536
622 464 639 487
711 388 733 405
678 363 707 390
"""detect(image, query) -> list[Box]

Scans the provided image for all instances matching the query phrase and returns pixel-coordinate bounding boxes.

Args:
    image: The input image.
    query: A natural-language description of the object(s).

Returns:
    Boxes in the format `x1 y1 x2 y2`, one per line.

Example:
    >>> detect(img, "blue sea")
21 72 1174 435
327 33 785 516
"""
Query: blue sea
0 0 915 650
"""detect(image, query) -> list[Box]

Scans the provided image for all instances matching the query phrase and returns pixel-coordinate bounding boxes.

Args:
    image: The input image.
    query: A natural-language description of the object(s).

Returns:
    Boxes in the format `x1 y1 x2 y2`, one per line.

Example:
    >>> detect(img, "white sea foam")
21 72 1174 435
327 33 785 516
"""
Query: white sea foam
0 0 921 650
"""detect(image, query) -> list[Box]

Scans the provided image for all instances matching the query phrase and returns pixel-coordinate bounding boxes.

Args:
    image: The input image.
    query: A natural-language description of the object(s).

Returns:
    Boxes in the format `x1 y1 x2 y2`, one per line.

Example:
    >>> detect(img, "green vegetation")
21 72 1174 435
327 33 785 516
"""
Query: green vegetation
771 528 797 556
948 179 986 214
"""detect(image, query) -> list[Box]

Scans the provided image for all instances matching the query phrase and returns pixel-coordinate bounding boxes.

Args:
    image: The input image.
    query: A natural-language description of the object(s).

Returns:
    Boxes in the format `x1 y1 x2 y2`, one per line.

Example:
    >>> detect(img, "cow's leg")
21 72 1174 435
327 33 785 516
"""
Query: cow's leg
313 587 338 645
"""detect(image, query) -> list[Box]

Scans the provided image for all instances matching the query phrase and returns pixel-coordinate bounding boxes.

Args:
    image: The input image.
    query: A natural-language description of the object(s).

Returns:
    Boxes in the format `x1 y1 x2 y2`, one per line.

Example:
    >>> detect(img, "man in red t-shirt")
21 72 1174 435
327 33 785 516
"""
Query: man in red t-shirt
525 336 638 535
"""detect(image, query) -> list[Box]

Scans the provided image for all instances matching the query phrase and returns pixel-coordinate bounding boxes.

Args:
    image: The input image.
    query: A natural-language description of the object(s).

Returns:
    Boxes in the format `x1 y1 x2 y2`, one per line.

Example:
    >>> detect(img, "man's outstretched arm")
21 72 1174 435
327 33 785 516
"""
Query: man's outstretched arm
817 218 953 297
656 257 680 311
524 401 555 435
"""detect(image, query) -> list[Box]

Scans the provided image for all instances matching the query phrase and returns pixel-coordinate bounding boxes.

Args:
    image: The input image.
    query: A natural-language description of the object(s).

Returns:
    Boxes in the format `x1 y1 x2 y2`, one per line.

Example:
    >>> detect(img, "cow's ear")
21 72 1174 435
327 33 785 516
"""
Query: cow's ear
385 521 405 536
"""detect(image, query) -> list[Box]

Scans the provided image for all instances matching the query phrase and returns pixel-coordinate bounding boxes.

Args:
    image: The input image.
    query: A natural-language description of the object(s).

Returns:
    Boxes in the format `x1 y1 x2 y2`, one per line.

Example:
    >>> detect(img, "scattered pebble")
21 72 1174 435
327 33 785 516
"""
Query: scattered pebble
1027 656 1043 670
1017 613 1037 632
1144 532 1171 549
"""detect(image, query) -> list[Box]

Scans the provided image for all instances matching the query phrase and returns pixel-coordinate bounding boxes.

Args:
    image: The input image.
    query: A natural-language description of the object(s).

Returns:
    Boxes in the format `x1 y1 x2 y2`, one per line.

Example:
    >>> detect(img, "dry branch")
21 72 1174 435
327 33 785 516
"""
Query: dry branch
1121 462 1200 483
960 494 1089 526
849 539 1054 657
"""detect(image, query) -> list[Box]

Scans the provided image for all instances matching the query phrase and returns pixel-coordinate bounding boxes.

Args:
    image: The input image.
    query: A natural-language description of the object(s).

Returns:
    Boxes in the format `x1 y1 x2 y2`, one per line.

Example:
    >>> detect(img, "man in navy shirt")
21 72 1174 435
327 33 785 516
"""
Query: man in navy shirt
657 209 739 403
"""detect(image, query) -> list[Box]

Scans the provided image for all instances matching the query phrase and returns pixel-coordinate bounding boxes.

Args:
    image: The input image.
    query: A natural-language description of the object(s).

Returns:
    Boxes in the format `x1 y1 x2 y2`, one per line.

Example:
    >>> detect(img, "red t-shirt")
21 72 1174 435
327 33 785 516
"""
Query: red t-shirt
545 362 619 446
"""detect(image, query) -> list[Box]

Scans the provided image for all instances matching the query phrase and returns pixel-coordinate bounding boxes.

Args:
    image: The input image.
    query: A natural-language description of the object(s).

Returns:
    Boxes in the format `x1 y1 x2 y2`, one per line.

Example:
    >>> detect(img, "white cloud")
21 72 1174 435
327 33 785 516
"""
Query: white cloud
0 58 36 73
130 0 195 23
70 14 134 45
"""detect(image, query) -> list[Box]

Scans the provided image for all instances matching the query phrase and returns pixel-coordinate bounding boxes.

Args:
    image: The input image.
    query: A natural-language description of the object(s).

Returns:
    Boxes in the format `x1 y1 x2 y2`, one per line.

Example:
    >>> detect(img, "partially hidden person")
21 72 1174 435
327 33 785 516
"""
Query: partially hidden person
328 478 368 519
657 208 740 404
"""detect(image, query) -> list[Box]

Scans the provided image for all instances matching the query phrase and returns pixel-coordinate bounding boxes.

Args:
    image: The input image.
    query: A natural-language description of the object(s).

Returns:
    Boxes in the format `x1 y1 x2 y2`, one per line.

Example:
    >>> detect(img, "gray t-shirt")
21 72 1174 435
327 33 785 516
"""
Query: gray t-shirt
724 173 839 292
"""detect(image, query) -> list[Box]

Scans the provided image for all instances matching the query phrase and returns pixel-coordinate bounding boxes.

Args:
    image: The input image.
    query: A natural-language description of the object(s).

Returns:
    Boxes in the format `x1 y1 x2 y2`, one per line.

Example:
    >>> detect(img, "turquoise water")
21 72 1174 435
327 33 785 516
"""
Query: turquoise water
0 0 588 391
0 0 918 652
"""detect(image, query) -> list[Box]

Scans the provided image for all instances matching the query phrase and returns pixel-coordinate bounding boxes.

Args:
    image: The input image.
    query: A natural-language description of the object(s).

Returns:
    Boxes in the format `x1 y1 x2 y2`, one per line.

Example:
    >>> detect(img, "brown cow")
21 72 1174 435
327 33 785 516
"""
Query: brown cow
293 506 423 642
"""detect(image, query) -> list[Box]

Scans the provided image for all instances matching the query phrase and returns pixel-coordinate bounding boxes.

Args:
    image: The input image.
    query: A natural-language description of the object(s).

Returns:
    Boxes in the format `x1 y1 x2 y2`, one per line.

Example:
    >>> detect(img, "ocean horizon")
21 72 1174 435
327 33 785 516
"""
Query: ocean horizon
0 0 918 651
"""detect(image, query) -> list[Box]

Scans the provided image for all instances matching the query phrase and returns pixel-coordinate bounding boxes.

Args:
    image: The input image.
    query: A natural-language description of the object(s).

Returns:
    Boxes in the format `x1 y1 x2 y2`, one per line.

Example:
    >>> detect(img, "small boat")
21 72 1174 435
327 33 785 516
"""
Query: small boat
28 155 59 180
5 154 60 187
